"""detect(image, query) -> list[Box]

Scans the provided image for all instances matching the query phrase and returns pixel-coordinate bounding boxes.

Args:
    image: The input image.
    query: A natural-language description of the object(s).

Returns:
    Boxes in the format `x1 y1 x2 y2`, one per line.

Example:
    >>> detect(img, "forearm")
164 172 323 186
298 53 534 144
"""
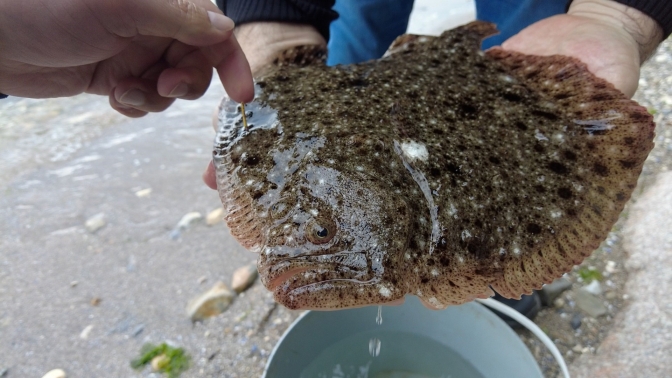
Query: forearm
568 0 665 62
234 22 325 76
218 0 336 41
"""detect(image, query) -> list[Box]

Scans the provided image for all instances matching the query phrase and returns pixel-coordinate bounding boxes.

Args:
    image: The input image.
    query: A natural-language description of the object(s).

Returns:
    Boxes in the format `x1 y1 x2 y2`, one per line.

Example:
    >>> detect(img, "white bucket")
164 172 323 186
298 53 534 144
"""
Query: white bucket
264 296 543 378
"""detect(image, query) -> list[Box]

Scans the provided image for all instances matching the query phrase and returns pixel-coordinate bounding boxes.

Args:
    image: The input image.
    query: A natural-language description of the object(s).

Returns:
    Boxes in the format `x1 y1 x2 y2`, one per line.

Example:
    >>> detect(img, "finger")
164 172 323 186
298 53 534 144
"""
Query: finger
158 44 213 99
157 67 212 99
109 90 149 118
203 160 218 190
102 0 235 46
202 36 255 103
113 77 176 113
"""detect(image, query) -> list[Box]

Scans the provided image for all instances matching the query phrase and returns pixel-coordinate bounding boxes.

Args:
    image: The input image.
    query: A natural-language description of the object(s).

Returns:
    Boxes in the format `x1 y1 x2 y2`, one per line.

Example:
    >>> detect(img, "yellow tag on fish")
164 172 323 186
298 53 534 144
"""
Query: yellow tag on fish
241 103 248 130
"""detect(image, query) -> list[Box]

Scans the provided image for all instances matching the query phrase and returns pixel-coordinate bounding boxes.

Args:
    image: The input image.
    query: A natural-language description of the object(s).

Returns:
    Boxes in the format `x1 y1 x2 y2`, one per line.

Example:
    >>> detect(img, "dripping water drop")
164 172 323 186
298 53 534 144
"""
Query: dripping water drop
368 305 383 357
368 337 381 357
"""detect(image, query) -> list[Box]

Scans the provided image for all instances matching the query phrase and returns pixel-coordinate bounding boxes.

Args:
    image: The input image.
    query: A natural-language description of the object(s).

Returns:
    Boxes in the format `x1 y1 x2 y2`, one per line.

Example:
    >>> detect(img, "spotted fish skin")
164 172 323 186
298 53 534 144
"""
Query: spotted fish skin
213 21 654 310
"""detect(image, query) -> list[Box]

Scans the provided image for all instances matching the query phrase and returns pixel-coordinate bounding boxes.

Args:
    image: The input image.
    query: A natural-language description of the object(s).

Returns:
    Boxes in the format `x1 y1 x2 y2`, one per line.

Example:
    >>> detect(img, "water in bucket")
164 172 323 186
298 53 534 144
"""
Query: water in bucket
299 330 484 378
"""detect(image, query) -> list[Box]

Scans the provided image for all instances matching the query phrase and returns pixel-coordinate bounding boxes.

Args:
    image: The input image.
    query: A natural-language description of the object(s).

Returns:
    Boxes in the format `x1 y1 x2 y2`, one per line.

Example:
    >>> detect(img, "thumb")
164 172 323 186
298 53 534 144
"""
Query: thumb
106 0 235 46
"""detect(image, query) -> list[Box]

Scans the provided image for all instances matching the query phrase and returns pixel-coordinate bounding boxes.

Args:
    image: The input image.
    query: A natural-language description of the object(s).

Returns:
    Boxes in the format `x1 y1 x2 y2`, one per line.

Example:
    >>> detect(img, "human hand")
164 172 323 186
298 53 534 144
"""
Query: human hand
499 0 663 98
203 22 326 190
0 0 254 117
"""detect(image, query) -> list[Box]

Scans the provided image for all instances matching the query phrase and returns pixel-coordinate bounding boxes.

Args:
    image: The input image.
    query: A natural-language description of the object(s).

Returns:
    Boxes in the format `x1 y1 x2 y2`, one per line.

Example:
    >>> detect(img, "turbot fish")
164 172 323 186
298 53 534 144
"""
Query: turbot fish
212 21 654 310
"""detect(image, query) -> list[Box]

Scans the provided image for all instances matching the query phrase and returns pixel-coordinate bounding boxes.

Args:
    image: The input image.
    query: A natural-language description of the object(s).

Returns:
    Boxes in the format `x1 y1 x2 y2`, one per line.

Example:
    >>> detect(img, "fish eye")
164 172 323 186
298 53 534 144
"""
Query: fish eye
316 227 329 238
306 218 336 245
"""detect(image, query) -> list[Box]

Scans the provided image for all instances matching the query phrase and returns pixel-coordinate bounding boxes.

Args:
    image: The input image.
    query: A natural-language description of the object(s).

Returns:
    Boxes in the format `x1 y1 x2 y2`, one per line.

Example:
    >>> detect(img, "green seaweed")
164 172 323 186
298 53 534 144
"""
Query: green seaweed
131 342 190 378
647 107 657 115
577 267 603 283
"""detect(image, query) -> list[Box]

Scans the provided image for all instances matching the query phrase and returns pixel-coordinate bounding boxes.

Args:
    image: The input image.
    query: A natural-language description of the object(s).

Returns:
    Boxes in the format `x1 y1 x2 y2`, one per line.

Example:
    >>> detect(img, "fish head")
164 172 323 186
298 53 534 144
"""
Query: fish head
215 91 415 309
260 159 412 309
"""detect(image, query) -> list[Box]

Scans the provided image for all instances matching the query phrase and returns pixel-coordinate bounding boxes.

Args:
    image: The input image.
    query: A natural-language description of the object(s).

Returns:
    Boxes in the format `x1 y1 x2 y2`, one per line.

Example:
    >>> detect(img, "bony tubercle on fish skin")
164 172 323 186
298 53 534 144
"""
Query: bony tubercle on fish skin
213 21 655 311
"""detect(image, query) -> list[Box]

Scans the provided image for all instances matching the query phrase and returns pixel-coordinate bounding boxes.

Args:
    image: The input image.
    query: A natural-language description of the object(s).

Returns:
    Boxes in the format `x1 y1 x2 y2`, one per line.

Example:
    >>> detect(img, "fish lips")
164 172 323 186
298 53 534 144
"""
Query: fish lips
261 252 374 292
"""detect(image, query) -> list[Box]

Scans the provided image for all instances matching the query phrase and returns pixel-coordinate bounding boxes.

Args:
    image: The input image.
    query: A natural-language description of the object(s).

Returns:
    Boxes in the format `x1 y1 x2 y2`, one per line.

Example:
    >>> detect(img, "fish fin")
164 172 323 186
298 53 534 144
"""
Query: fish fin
383 34 434 57
217 175 265 253
487 49 654 298
255 44 328 78
213 97 266 253
440 20 499 41
272 45 327 67
384 21 499 58
416 274 496 309
275 280 406 310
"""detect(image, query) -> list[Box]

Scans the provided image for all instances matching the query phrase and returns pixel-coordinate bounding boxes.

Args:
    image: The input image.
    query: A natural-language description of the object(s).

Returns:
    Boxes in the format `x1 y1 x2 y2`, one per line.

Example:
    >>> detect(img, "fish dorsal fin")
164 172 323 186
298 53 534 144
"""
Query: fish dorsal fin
256 44 327 78
384 21 499 58
272 45 327 67
384 34 434 57
442 20 499 41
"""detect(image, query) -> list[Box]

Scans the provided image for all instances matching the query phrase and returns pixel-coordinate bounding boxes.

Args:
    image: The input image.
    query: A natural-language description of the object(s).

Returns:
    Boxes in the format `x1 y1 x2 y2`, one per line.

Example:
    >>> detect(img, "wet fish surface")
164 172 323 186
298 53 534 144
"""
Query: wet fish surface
213 21 654 310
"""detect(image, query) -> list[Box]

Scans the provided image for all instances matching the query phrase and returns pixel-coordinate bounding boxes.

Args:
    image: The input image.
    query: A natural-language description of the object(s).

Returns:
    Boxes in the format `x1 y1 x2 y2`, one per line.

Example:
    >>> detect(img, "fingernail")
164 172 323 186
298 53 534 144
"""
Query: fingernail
168 83 189 97
208 11 234 32
119 89 146 106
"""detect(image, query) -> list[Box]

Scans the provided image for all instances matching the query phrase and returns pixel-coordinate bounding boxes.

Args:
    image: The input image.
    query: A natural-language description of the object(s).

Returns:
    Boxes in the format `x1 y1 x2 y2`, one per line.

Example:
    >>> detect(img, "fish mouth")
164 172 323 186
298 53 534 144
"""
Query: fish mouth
261 255 371 291
265 266 313 290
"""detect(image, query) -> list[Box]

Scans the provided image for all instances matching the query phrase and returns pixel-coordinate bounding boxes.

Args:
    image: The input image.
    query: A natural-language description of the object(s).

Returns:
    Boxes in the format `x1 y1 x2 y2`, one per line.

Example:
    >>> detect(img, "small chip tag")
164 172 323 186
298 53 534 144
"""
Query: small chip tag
241 103 249 130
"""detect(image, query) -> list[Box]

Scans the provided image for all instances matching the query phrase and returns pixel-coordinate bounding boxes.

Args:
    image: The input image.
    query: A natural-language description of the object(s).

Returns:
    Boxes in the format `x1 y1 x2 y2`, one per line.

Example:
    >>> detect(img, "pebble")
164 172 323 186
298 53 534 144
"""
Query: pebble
186 281 235 322
570 313 582 330
151 354 169 371
572 344 584 353
79 324 93 339
132 324 144 337
176 212 203 229
84 213 106 233
0 368 7 377
605 260 617 273
206 208 224 226
90 297 101 306
231 264 258 293
605 291 617 300
42 369 66 378
582 280 603 296
134 188 152 197
575 290 607 317
553 297 565 308
539 277 572 306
